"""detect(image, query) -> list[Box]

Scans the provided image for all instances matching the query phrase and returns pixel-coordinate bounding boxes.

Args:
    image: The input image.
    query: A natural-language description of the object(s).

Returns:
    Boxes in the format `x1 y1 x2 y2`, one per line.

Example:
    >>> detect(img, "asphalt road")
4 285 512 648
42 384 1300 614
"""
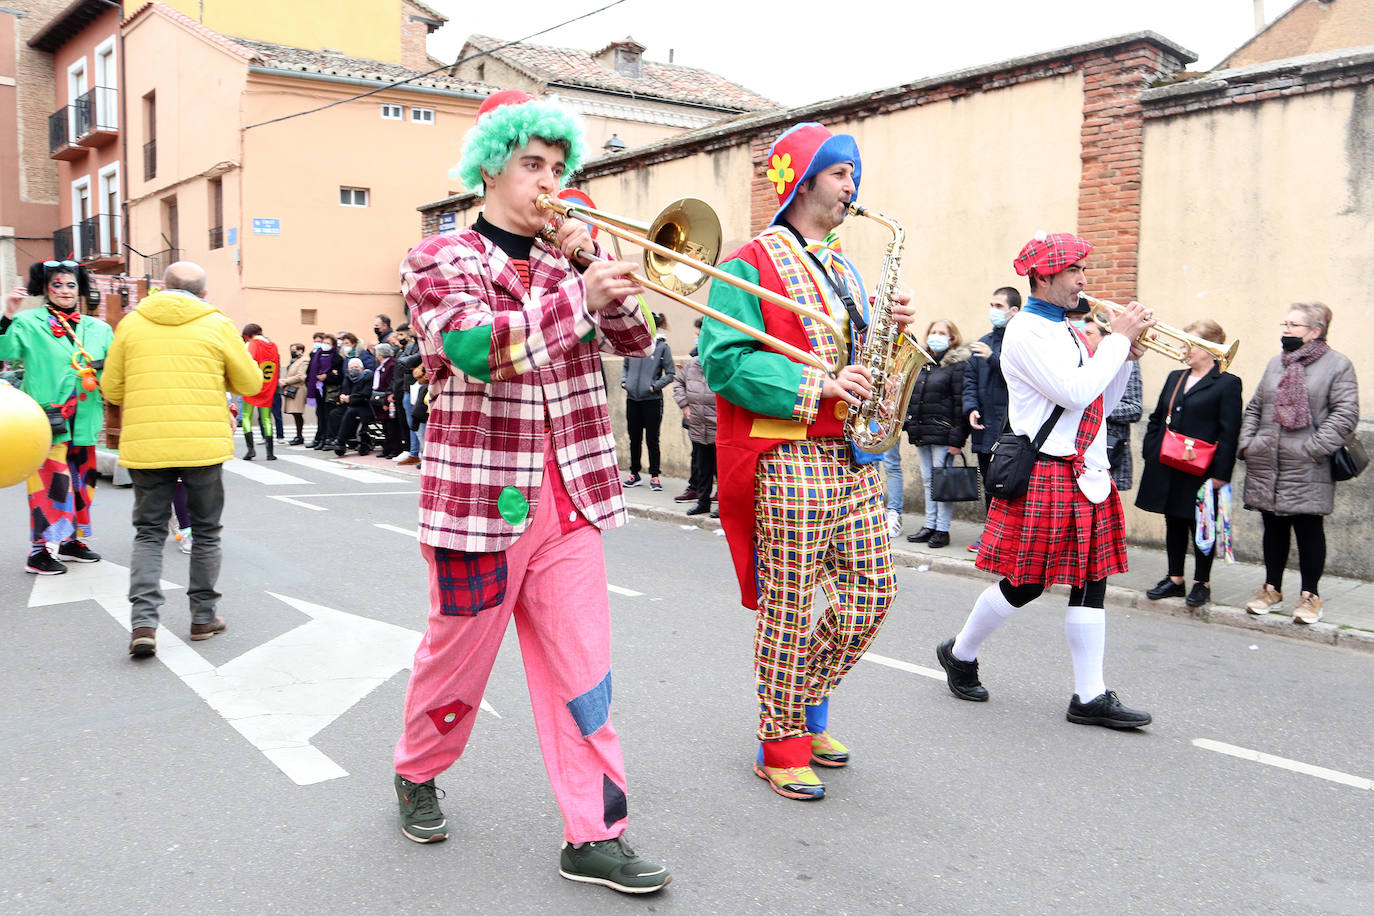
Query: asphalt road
1 449 1371 915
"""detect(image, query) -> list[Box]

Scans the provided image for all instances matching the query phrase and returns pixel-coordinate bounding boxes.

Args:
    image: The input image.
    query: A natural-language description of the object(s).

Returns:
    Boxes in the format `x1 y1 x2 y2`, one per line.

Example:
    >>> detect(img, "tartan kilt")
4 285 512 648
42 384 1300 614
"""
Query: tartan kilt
975 458 1128 586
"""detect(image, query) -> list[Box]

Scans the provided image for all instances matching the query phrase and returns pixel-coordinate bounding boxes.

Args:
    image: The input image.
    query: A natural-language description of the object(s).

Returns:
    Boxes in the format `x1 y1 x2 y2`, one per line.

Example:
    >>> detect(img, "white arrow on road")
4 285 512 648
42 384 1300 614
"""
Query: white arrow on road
29 561 498 786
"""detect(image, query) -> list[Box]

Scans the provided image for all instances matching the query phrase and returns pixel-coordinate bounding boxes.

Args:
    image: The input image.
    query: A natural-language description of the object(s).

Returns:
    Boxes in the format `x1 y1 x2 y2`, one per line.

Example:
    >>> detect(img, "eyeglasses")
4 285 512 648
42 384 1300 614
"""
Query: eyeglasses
1279 322 1311 330
44 259 79 269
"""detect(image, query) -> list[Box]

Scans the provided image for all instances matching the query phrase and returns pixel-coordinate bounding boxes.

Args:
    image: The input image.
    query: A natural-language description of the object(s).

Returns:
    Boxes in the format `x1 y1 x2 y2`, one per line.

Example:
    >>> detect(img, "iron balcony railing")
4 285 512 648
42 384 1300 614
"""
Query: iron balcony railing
53 226 75 261
48 108 73 154
208 226 224 250
74 87 118 137
51 215 121 262
146 247 180 279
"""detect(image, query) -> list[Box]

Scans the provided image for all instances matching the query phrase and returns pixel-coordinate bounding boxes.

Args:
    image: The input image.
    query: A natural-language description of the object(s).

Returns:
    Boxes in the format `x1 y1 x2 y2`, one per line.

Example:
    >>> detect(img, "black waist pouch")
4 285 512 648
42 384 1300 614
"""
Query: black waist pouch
984 406 1064 501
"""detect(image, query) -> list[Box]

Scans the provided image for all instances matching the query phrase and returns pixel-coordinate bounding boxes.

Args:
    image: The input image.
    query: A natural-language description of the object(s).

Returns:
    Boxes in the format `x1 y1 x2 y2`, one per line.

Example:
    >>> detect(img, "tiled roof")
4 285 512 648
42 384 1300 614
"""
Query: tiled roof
234 37 496 94
124 2 256 61
463 34 777 112
404 0 449 23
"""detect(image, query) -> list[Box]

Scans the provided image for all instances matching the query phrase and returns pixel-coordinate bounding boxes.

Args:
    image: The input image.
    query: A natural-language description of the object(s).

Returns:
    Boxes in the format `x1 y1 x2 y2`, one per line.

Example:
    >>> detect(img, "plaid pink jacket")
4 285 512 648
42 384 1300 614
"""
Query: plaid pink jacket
401 227 654 552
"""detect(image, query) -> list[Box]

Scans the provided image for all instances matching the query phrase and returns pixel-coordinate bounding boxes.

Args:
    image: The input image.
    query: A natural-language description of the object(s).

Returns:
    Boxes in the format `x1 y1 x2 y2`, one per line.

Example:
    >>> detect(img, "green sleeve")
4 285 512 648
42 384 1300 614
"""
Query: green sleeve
441 326 494 383
698 258 807 420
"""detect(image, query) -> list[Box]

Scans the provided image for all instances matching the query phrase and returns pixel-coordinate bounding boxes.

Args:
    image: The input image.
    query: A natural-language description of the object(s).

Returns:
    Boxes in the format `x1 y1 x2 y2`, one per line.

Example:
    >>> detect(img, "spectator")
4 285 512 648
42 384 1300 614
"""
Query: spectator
308 332 344 450
409 365 429 470
339 332 375 371
1081 321 1144 490
280 342 309 445
99 261 262 657
1239 302 1358 624
904 319 970 549
2 260 113 574
620 311 675 490
334 356 375 457
879 294 908 539
240 323 280 461
375 313 394 346
963 287 1021 551
672 319 717 517
1135 319 1243 608
392 324 422 465
372 342 406 459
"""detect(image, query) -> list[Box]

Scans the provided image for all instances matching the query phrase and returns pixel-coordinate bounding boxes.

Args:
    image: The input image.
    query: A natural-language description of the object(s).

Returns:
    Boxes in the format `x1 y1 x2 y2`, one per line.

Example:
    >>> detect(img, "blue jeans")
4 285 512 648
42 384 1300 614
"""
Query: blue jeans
917 444 955 532
402 392 420 455
881 443 903 513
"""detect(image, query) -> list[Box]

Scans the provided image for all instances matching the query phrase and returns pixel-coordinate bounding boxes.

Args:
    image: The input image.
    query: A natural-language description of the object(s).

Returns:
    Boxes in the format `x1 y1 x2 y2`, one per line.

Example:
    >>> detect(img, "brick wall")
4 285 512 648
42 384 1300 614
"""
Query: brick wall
399 4 429 71
15 0 71 206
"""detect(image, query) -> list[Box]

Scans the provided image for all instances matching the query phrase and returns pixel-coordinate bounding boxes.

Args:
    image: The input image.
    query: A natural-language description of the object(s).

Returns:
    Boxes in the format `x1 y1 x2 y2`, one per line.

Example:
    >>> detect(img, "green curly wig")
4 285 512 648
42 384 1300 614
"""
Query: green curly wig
452 99 587 195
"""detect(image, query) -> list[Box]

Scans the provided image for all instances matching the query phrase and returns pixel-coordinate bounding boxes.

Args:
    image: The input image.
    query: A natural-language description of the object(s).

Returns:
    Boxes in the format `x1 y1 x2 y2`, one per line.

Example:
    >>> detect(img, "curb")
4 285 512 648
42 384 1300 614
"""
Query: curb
626 502 1374 657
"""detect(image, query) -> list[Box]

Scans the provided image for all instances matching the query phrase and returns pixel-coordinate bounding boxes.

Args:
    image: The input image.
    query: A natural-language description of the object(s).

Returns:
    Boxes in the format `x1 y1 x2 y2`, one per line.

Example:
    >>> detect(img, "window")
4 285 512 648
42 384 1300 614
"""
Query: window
614 48 642 78
411 107 435 124
142 91 156 180
380 103 403 120
340 187 369 207
208 177 224 249
300 309 317 326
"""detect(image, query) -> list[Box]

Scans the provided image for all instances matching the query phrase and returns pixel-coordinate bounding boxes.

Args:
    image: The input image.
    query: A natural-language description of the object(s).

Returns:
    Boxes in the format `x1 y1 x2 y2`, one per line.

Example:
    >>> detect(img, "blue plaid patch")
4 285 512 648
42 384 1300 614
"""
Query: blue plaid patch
433 547 508 616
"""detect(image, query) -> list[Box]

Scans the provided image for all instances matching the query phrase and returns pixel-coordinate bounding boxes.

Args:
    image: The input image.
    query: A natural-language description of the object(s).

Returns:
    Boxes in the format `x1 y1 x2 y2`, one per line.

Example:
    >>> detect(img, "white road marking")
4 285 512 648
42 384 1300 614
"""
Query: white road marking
1192 738 1374 791
277 490 421 498
31 562 500 786
607 585 643 597
860 650 944 681
375 523 419 538
274 454 400 483
267 495 327 511
222 458 310 485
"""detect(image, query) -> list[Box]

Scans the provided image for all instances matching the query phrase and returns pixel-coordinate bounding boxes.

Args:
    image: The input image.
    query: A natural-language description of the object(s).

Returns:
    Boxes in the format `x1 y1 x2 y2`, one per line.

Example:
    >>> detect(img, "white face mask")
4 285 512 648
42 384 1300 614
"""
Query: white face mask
989 308 1009 328
926 334 950 353
313 342 323 351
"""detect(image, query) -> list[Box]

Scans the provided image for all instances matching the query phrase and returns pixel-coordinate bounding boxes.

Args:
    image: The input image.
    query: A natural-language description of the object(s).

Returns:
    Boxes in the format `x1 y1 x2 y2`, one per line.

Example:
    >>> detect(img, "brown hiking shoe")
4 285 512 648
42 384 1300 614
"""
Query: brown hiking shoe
190 617 226 641
1292 591 1323 624
129 627 157 657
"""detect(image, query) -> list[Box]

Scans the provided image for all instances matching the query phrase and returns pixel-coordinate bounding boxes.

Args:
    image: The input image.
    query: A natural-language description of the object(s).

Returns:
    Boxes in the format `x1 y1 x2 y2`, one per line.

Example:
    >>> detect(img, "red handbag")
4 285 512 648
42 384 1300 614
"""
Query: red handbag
1158 373 1216 476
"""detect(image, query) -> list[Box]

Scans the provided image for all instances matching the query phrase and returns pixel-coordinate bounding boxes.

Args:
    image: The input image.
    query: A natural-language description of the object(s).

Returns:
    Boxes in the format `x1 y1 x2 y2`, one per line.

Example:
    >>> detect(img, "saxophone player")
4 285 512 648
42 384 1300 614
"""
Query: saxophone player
699 122 916 801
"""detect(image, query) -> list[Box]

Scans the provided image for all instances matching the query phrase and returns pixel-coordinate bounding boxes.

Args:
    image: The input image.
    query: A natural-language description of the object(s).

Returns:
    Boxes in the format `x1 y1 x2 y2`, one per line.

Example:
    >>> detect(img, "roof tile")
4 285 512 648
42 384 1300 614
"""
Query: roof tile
234 36 496 94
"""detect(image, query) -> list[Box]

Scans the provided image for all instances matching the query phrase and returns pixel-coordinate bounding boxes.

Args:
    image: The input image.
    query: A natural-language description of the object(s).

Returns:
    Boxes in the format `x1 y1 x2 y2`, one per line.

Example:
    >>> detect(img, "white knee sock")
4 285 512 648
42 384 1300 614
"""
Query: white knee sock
952 585 1018 662
1064 605 1107 701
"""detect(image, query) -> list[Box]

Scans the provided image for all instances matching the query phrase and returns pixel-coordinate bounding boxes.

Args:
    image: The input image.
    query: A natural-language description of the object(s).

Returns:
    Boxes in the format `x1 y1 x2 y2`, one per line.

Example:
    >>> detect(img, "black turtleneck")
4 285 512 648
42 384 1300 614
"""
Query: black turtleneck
474 214 534 262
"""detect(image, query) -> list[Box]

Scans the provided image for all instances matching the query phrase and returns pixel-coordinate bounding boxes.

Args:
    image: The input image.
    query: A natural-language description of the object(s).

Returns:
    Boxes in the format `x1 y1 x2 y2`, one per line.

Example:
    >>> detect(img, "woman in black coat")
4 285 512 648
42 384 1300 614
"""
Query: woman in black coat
903 319 970 549
1135 320 1243 607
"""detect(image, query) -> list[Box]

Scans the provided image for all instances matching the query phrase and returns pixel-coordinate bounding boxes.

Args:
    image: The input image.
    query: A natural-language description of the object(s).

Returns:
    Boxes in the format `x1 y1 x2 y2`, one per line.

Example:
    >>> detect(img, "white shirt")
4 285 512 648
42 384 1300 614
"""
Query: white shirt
1000 311 1132 503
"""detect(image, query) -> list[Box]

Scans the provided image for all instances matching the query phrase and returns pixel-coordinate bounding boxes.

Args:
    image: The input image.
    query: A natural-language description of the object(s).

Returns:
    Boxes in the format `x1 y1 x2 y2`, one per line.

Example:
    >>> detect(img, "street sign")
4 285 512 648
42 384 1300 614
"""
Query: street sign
251 218 280 235
438 212 456 233
227 227 237 245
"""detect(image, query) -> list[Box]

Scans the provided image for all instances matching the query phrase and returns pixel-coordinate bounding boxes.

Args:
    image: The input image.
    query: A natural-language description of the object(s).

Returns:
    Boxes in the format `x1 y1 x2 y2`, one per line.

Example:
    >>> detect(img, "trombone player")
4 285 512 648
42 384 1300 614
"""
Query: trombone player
699 122 916 801
934 232 1157 730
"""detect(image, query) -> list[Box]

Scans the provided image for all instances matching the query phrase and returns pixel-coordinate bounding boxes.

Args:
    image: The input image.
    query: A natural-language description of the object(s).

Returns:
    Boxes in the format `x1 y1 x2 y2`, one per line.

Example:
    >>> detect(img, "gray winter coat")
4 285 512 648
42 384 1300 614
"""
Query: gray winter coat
622 337 675 400
671 354 716 444
1238 347 1359 517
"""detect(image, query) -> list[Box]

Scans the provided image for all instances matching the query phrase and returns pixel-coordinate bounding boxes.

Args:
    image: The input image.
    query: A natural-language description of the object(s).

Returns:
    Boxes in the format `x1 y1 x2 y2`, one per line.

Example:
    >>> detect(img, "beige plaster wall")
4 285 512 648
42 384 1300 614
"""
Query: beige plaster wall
1128 85 1374 572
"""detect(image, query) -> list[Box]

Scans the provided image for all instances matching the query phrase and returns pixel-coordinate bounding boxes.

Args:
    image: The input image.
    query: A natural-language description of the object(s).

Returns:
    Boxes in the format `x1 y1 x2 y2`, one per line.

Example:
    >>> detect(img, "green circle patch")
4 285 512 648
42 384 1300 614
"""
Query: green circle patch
497 486 530 525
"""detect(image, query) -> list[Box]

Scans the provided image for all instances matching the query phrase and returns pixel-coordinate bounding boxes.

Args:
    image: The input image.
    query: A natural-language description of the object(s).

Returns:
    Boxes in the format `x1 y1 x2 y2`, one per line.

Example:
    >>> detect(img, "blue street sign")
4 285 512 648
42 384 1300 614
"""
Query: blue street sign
438 213 456 233
252 218 281 235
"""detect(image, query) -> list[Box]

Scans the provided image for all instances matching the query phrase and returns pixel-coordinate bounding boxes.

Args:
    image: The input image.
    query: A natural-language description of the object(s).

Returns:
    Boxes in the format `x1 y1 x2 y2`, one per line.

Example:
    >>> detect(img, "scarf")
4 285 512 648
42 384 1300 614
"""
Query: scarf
1195 482 1234 563
1274 338 1329 431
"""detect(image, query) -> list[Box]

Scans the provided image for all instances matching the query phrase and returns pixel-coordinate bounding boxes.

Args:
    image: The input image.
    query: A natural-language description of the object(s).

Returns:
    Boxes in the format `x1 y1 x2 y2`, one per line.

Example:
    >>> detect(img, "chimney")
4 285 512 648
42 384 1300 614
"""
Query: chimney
669 48 674 63
1253 0 1265 33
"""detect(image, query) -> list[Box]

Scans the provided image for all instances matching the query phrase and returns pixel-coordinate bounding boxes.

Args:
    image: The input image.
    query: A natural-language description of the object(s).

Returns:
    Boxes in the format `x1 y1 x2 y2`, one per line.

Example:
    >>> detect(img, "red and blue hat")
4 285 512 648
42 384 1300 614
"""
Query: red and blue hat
765 122 861 226
1013 232 1093 278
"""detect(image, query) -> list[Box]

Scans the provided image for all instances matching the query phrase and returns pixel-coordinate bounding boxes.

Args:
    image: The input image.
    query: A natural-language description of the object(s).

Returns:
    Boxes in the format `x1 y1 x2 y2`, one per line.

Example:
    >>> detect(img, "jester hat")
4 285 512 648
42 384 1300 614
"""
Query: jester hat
453 89 587 195
764 122 862 226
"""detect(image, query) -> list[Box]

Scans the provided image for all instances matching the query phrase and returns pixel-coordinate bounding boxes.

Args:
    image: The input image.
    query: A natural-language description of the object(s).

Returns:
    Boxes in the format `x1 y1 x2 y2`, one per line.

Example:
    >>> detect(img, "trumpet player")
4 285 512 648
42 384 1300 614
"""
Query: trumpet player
700 122 916 801
391 90 670 894
935 232 1157 730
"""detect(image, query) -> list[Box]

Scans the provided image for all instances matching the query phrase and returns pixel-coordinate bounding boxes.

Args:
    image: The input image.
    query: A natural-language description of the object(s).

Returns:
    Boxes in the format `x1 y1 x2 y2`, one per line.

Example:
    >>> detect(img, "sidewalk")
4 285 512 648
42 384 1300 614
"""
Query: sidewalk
619 473 1374 655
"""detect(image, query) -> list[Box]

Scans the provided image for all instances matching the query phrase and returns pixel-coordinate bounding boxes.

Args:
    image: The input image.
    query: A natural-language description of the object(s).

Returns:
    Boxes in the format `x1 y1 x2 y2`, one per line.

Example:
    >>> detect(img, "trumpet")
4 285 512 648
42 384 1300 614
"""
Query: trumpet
537 193 846 375
1079 294 1240 373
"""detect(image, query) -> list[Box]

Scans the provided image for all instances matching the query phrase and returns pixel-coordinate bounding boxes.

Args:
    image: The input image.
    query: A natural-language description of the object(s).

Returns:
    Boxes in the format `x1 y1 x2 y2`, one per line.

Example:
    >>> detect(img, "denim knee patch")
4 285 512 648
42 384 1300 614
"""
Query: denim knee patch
566 670 613 737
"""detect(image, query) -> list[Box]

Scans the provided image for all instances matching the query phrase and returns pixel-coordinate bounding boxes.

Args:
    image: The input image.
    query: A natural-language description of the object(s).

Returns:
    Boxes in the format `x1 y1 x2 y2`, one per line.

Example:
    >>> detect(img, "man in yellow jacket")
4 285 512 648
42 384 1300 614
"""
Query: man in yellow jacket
101 261 263 658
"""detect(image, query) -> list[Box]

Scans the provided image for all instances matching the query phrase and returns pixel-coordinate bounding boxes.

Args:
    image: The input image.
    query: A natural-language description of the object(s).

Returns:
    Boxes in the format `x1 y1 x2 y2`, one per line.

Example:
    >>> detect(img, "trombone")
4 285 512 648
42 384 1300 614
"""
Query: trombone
537 193 845 375
1079 294 1240 373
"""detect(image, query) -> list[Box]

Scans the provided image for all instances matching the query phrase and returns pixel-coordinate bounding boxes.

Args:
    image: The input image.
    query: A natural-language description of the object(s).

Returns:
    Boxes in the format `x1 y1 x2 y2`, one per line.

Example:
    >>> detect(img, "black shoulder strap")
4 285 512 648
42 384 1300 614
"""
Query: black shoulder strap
1031 405 1066 449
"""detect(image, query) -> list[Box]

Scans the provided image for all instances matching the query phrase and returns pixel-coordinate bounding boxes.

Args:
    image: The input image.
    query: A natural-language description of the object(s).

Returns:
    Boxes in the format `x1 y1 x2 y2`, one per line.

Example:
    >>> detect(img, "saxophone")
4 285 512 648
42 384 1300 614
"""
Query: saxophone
842 203 931 453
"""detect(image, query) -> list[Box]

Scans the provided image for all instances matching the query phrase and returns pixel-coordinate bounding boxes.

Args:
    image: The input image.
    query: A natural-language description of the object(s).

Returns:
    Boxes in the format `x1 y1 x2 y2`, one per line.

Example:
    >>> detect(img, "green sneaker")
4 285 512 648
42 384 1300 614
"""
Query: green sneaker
558 835 671 894
394 774 447 844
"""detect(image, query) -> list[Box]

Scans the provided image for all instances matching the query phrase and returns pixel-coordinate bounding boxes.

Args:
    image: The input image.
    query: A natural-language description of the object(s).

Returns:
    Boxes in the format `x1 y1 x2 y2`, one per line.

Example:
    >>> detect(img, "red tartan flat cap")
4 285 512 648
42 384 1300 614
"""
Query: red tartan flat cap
1013 232 1092 277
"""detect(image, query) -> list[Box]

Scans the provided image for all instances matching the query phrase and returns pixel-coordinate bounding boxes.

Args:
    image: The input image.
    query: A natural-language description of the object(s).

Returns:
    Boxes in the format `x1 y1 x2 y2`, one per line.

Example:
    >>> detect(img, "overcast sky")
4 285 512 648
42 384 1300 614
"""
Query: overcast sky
425 0 1291 108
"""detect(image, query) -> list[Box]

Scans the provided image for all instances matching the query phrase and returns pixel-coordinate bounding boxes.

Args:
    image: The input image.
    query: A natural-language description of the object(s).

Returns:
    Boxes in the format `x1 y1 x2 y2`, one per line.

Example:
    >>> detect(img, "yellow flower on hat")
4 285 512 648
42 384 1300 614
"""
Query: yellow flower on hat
766 153 795 195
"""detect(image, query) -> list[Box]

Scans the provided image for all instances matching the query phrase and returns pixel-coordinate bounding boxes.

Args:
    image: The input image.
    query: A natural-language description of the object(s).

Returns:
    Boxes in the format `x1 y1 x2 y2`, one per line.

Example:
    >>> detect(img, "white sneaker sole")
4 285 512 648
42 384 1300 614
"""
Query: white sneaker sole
558 868 670 894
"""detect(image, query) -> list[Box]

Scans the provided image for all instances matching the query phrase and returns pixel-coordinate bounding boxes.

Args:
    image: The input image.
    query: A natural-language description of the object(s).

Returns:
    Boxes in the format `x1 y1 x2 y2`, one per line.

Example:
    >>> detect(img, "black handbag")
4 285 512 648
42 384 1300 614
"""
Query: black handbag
283 385 299 399
1331 437 1369 482
931 452 981 502
984 406 1065 501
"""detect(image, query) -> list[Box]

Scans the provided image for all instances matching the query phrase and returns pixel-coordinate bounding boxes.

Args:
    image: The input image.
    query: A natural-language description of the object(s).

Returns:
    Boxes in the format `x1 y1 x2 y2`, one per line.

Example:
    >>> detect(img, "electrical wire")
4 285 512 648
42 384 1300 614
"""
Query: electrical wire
243 0 628 131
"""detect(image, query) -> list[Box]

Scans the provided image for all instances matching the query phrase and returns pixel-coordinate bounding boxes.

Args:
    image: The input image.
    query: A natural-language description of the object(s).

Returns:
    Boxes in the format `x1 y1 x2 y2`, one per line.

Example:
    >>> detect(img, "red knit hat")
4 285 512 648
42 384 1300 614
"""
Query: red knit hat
477 89 533 119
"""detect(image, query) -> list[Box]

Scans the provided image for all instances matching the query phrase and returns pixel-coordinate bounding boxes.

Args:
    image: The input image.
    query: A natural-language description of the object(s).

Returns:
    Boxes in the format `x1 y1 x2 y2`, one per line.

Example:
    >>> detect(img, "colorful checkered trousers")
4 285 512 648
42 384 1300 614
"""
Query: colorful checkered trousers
27 441 97 546
753 438 894 744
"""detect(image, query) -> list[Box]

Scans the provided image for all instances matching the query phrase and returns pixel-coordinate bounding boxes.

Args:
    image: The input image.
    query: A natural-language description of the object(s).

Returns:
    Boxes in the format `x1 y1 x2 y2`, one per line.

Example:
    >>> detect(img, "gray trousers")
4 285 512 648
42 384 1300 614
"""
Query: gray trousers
128 464 225 630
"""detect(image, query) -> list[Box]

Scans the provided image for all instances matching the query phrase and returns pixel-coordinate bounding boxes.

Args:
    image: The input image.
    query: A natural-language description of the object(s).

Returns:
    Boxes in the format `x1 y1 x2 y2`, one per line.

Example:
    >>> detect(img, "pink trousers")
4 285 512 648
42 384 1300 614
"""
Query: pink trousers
393 449 629 843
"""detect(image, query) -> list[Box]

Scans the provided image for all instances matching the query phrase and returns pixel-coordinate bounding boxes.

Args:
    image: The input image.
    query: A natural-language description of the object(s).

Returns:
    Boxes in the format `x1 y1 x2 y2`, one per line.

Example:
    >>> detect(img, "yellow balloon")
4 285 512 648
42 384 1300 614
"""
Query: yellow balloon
0 380 52 488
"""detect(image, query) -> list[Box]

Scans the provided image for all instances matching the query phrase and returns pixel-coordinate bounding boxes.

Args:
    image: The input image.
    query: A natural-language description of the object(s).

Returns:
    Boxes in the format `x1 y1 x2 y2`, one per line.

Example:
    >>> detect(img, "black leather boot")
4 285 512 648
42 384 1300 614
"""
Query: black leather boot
243 431 256 461
265 437 277 461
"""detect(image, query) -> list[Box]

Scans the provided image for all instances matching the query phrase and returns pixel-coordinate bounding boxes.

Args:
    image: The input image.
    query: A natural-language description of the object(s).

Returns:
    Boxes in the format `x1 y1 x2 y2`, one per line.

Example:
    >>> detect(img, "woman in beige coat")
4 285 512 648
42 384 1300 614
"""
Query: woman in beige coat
279 343 310 445
1238 302 1359 624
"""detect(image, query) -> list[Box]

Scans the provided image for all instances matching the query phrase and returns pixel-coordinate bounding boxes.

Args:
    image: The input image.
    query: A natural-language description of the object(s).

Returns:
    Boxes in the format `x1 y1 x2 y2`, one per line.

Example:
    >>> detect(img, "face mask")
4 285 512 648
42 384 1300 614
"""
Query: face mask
348 368 361 379
313 342 323 351
989 308 1009 328
321 343 332 351
1070 319 1087 330
342 346 354 356
926 334 949 353
1281 335 1305 353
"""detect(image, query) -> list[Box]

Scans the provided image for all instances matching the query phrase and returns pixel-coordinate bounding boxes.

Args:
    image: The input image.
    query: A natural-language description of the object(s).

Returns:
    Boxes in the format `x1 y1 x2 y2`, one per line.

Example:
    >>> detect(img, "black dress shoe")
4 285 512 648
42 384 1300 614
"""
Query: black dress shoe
685 504 711 516
907 527 934 543
935 638 988 701
928 530 950 549
1185 583 1211 607
1066 689 1151 729
289 437 305 446
1145 577 1186 600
